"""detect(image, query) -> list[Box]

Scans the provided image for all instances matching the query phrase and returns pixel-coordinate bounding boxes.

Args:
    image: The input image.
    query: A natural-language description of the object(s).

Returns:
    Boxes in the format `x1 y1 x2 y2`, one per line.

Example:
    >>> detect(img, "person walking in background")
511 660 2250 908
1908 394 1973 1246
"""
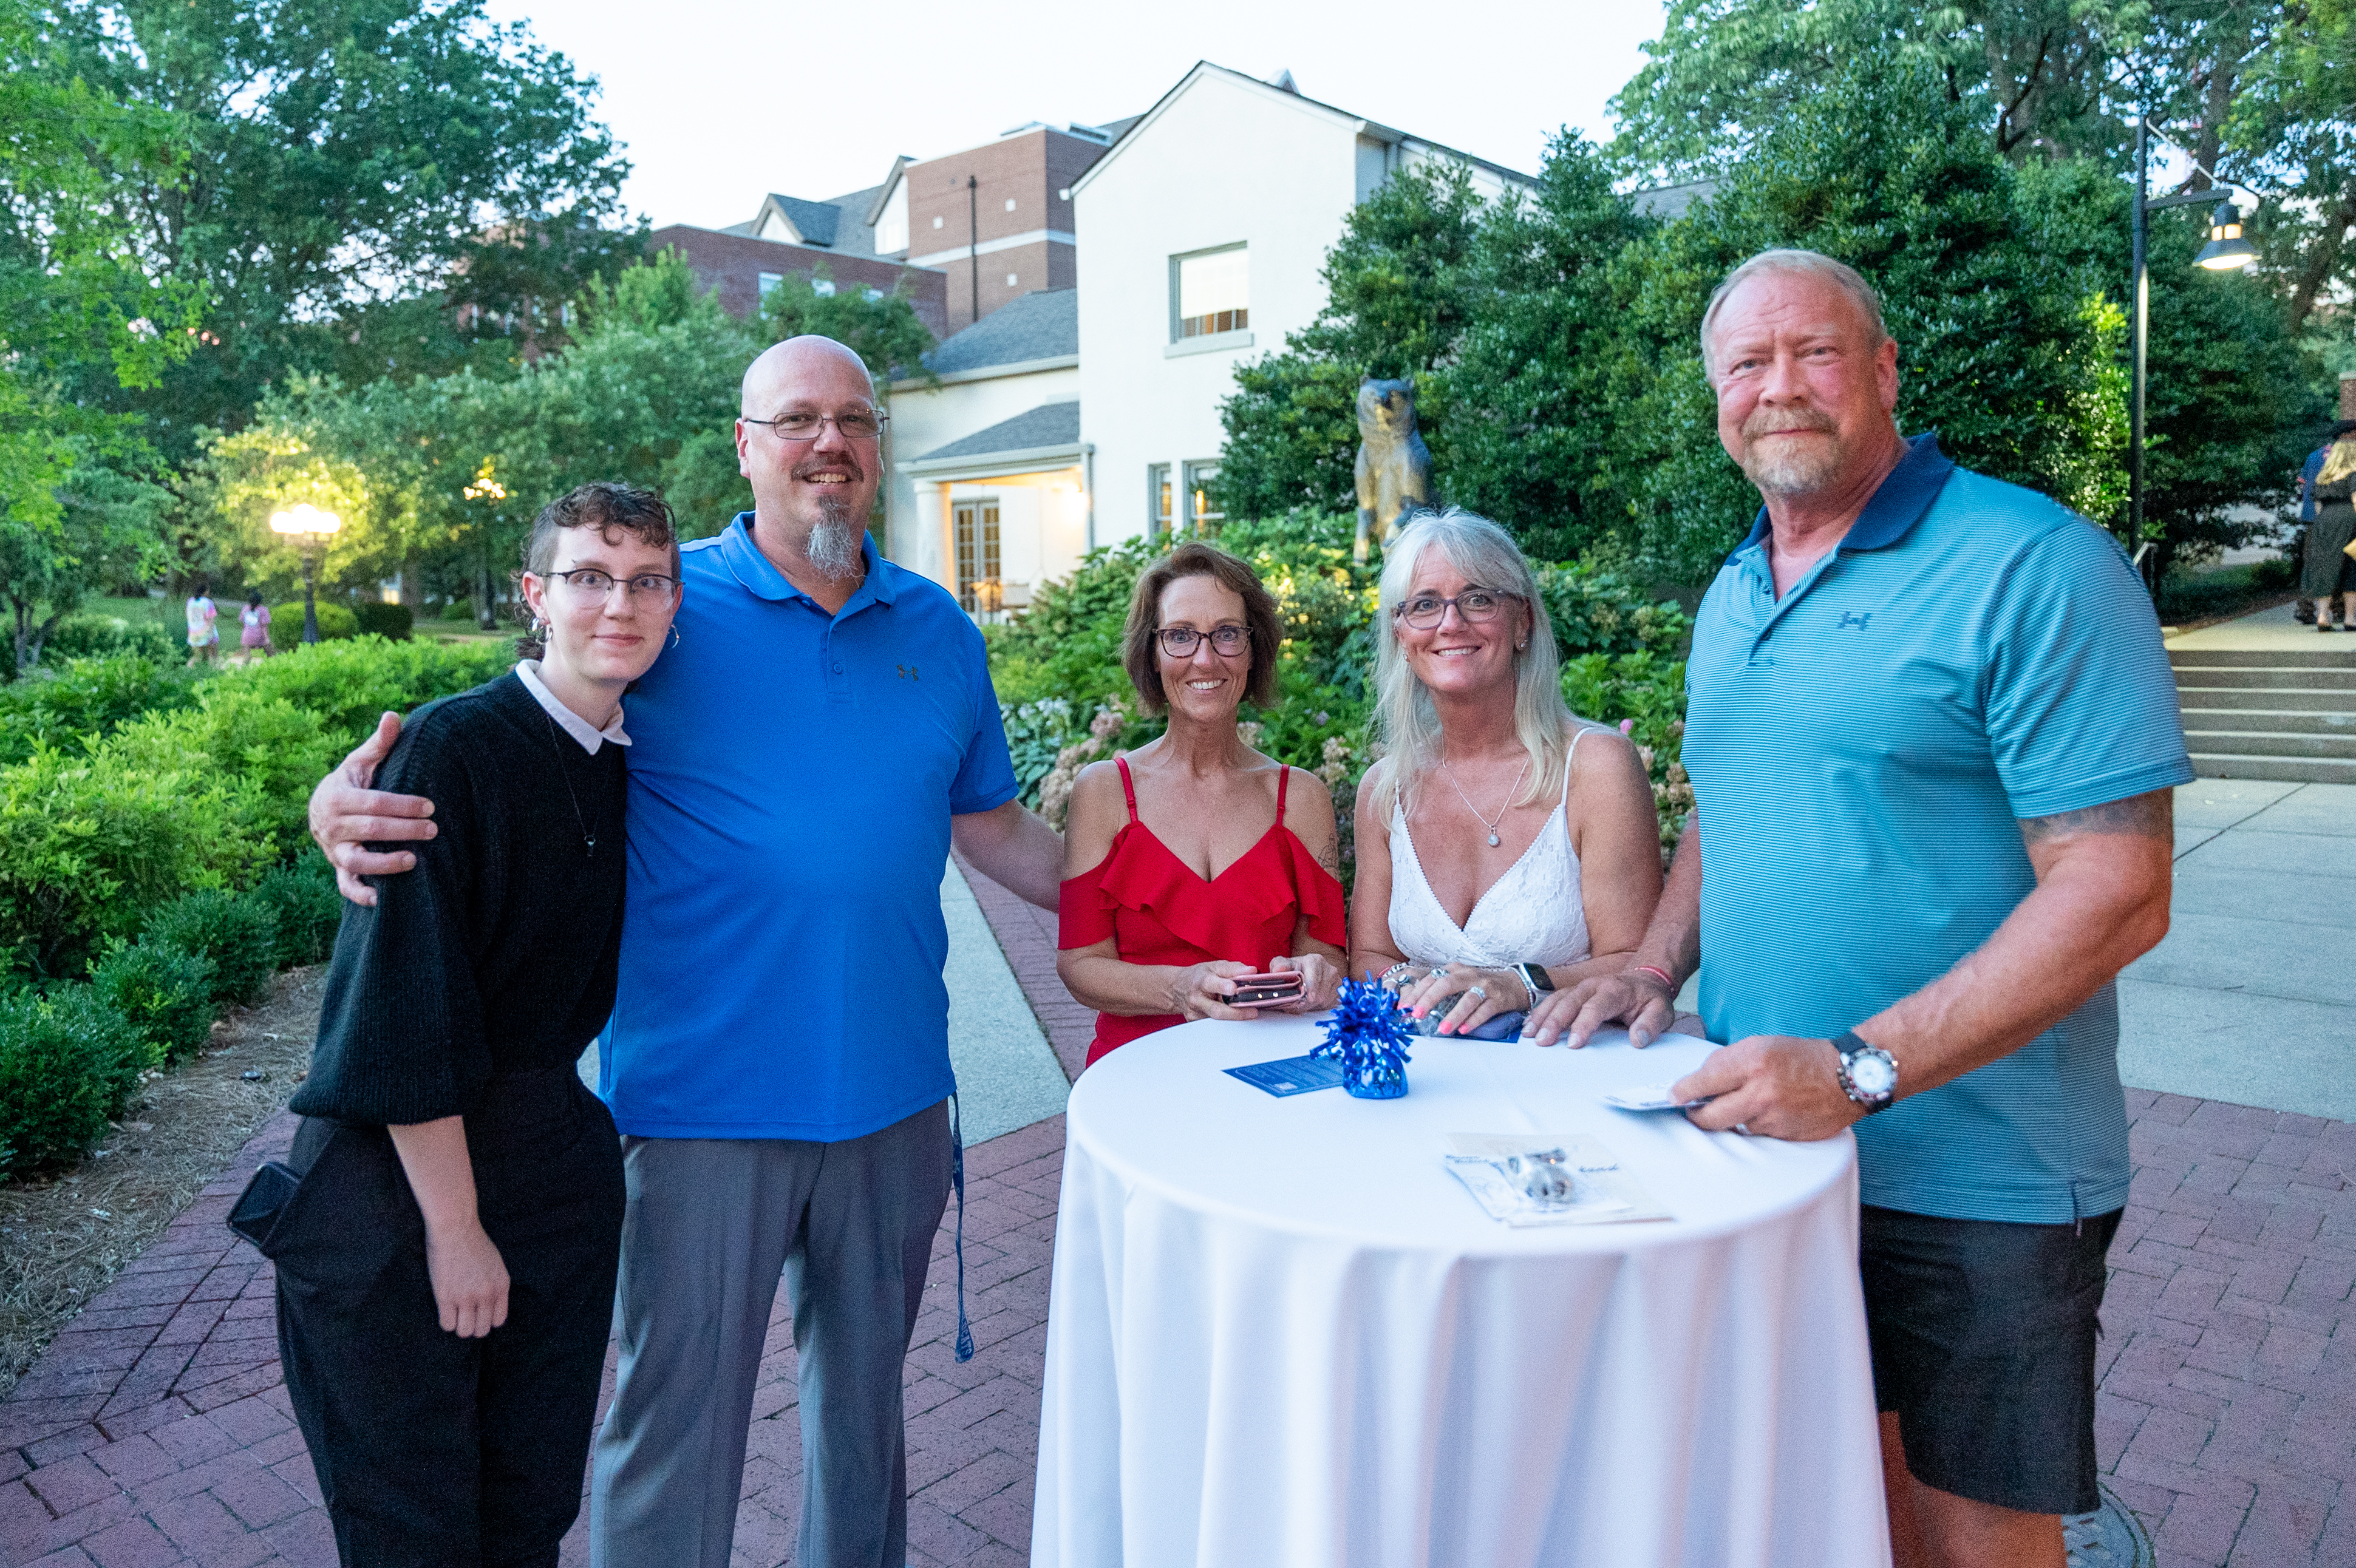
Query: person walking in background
2305 428 2356 633
1347 507 1666 1042
260 483 683 1565
1057 541 1347 1064
184 579 219 666
240 590 274 658
1533 249 2187 1568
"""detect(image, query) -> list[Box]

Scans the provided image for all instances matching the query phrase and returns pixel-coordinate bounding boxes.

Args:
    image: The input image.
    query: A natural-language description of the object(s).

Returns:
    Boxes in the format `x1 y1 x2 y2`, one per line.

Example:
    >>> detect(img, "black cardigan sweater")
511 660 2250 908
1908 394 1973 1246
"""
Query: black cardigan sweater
291 671 628 1127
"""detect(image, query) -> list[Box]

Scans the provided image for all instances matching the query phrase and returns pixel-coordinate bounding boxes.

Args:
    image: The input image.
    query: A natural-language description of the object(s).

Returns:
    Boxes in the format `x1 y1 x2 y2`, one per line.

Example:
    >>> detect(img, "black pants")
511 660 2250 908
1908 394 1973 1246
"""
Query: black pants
270 1070 625 1568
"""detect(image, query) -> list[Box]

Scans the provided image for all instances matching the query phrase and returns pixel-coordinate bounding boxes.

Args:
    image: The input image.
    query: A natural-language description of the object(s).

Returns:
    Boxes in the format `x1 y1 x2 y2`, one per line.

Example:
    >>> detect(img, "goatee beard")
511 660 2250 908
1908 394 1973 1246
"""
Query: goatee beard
1738 412 1846 497
805 508 865 580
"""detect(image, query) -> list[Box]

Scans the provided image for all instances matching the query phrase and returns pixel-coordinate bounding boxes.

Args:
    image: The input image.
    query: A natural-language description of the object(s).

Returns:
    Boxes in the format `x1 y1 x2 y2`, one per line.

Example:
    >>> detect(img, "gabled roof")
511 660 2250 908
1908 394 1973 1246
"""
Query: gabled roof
861 157 917 227
925 289 1078 376
747 193 846 248
1071 61 1533 197
916 401 1081 463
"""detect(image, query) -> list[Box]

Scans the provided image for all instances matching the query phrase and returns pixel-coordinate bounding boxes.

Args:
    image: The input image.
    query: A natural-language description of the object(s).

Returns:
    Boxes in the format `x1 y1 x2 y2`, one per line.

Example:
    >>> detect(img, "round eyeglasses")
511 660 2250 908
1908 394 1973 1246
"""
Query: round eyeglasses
1156 624 1250 658
545 568 681 600
1393 588 1519 630
742 409 887 442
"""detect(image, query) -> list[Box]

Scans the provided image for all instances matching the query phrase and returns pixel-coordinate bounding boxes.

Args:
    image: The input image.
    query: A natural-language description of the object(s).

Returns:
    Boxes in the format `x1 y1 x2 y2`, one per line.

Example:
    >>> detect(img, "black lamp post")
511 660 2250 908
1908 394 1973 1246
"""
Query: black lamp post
2129 114 2259 586
270 504 342 643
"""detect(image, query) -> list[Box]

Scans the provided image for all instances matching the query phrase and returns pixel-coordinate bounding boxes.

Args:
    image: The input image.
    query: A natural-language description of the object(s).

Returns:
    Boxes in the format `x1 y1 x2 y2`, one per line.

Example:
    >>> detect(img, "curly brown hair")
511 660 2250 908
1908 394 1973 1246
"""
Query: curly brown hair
514 482 681 660
1120 541 1283 714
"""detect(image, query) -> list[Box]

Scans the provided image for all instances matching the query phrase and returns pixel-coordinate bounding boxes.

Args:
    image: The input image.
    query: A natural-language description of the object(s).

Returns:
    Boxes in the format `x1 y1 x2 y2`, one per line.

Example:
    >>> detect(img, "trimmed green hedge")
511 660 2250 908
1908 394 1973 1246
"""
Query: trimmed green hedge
0 988 153 1179
90 939 217 1064
0 638 512 1179
271 601 359 640
143 892 280 1008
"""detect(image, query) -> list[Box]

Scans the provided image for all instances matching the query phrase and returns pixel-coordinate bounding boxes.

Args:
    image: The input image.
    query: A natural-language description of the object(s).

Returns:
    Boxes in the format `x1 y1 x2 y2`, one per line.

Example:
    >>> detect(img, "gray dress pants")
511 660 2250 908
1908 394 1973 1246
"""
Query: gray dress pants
588 1099 953 1568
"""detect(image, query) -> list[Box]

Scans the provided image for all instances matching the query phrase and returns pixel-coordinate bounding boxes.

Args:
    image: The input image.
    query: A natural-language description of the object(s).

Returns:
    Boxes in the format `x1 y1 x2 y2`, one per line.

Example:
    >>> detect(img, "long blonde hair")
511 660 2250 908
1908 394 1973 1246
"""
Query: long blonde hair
2320 436 2356 486
1373 507 1574 813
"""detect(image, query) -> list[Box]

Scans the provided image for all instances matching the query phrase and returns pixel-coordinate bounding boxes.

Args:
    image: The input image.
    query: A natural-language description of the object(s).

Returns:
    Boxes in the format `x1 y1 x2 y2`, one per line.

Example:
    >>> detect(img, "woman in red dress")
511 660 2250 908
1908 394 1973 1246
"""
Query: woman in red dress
1057 543 1348 1067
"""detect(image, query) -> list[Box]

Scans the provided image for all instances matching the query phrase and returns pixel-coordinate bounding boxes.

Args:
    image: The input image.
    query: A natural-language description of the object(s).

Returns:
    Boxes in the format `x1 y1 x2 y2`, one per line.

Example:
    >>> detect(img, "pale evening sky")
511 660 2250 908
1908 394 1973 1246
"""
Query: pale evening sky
480 0 1672 230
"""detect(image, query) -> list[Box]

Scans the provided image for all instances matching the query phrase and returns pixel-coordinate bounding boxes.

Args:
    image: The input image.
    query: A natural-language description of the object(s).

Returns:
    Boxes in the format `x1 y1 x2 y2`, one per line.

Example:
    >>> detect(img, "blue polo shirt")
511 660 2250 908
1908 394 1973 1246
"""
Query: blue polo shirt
1682 435 2192 1223
598 519 1018 1141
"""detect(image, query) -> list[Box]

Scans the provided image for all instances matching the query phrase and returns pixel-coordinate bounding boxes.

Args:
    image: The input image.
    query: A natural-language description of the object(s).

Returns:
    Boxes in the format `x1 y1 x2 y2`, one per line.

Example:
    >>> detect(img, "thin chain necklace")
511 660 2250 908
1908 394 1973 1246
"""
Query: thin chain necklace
1441 752 1528 849
539 708 599 858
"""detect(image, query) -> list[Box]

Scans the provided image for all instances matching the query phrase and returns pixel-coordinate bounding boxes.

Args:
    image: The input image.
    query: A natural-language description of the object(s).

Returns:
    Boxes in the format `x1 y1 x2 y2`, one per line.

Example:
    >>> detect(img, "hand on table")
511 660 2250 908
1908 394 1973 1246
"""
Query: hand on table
1669 1035 1862 1141
1170 961 1260 1022
1265 952 1341 1014
308 712 435 906
1397 963 1528 1037
1524 968 1679 1048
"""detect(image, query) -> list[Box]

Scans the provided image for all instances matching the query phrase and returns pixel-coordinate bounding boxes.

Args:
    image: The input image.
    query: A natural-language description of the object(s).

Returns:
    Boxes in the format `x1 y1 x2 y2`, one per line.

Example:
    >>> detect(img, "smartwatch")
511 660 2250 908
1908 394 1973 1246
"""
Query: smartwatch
1515 962 1554 1005
1830 1030 1898 1114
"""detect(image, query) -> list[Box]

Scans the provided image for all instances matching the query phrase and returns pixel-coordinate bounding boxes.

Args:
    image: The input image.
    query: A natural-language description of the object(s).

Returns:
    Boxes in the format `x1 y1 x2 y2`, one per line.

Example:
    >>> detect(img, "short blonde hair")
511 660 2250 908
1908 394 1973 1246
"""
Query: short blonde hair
1700 249 1890 379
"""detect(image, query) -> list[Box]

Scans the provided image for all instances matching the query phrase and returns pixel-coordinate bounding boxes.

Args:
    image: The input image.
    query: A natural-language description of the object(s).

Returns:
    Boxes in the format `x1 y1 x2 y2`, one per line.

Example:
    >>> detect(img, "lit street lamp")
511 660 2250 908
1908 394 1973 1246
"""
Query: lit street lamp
269 503 343 643
2129 114 2259 587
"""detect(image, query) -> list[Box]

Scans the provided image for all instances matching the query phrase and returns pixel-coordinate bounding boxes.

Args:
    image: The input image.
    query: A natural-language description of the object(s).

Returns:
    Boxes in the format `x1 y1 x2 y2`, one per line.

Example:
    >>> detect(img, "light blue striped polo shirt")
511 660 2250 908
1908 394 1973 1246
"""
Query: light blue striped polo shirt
1682 435 2191 1223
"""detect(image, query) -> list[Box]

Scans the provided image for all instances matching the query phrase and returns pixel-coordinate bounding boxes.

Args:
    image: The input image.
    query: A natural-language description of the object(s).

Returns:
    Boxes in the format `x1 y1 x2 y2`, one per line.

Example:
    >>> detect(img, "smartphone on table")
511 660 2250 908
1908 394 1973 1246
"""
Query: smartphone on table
1227 971 1305 1008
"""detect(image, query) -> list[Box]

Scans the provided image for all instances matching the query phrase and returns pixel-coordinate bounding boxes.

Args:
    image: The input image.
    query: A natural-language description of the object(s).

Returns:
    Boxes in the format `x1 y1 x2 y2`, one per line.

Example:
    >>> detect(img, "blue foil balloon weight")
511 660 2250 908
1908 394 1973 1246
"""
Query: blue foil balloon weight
1313 978 1414 1099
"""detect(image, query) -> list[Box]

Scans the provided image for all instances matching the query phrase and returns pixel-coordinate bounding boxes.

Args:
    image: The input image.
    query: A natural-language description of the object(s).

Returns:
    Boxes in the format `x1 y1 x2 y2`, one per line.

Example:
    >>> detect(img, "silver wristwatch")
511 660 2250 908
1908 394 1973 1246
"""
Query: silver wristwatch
1514 962 1553 1005
1830 1030 1897 1114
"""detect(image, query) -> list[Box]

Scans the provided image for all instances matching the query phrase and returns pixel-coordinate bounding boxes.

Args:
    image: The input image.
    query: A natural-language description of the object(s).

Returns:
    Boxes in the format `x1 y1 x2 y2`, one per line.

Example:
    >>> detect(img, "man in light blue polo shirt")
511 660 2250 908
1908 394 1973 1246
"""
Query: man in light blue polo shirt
1533 253 2186 1568
310 336 1064 1568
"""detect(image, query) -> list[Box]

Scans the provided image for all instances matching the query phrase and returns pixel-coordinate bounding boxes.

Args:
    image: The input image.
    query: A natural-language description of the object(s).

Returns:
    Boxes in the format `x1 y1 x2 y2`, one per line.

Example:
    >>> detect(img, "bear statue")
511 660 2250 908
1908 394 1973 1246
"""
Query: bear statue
1353 377 1434 562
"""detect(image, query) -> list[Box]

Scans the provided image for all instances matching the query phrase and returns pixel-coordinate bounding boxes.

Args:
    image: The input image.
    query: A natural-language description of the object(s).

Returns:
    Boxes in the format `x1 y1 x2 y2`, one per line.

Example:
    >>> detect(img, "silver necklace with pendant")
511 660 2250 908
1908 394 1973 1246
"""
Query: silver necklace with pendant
542 708 599 858
1441 753 1528 848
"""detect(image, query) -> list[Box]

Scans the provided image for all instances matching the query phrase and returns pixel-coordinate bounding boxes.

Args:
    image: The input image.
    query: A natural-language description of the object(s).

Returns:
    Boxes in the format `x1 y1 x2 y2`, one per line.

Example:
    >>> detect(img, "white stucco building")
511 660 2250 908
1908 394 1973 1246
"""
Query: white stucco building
882 62 1529 611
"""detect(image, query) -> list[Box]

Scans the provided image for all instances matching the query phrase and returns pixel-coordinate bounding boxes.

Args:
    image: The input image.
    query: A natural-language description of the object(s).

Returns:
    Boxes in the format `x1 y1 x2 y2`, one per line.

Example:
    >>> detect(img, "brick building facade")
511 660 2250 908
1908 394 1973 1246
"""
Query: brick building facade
648 224 949 338
897 124 1126 336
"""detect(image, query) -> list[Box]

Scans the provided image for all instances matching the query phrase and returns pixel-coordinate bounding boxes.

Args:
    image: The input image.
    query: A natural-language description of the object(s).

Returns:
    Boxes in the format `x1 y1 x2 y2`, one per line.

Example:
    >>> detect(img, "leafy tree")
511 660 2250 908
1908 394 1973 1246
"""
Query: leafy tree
1443 136 1658 562
1 0 200 674
755 267 939 385
48 0 638 461
1211 161 1486 523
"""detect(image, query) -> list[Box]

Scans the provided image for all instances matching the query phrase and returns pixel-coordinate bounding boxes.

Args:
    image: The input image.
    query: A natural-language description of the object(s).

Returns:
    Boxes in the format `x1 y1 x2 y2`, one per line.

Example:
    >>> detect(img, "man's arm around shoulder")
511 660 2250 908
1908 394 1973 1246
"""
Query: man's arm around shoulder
952 799 1062 911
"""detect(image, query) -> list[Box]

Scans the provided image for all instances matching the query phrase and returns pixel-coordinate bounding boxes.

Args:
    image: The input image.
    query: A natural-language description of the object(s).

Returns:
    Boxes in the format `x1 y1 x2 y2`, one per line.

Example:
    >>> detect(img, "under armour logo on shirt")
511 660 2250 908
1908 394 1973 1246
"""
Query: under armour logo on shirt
897 664 920 680
1837 611 1874 631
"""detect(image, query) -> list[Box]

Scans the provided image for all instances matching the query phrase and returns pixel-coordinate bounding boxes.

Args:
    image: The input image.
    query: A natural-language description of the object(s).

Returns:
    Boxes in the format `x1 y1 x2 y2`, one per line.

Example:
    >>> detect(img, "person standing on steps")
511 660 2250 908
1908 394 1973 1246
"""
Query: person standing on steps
303 336 1066 1568
2305 428 2356 633
1529 250 2188 1568
268 482 683 1566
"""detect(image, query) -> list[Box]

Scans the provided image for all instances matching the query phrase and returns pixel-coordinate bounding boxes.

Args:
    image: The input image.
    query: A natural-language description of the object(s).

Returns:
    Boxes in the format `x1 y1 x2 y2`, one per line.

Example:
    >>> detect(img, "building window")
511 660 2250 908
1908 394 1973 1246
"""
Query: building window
1147 464 1172 539
757 271 784 299
1185 461 1223 534
1006 272 1018 288
875 180 909 256
1171 245 1248 341
955 499 1001 612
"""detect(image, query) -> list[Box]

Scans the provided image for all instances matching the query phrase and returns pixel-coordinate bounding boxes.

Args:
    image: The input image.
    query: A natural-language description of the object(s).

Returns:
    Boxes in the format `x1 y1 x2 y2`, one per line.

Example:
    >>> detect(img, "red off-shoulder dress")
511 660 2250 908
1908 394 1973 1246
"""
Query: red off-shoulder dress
1059 756 1349 1067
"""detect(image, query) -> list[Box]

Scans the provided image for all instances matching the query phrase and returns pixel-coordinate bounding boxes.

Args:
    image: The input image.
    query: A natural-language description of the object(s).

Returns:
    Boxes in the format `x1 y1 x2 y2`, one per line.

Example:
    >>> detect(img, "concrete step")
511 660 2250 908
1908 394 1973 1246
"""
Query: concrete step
2178 708 2356 736
2174 686 2356 714
2168 647 2356 670
2168 665 2356 690
2187 752 2356 784
2183 729 2356 761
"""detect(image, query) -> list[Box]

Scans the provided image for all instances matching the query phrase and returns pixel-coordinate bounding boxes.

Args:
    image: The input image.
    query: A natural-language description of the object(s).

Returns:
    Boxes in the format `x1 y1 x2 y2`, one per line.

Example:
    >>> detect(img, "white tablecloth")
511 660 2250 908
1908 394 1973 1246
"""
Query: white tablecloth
1031 1017 1889 1568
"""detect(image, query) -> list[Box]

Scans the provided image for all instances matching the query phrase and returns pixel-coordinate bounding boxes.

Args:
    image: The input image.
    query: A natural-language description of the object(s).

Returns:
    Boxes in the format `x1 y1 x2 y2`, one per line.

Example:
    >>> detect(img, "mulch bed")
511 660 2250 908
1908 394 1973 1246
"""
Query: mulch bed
0 967 324 1399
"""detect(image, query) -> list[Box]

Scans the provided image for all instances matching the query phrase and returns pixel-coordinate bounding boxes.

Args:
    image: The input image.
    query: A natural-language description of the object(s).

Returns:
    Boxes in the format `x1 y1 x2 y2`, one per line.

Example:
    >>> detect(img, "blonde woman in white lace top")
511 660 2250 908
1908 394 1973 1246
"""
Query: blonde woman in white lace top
1348 509 1666 1043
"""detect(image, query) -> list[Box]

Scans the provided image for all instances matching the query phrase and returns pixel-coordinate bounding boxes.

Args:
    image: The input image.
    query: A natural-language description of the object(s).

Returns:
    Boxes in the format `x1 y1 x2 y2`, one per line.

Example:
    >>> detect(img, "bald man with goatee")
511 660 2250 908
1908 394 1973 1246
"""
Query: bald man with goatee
309 336 1066 1567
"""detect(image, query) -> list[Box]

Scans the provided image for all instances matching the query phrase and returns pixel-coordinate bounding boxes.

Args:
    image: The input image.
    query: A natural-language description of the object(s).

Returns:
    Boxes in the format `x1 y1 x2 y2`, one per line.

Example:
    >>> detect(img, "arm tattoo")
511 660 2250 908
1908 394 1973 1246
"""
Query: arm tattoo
2018 789 2173 846
1316 829 1343 881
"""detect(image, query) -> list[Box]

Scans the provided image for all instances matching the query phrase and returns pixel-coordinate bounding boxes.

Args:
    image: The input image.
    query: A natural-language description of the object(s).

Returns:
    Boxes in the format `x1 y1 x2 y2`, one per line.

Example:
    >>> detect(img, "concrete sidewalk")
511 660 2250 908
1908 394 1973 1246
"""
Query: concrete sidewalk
2121 781 2356 1123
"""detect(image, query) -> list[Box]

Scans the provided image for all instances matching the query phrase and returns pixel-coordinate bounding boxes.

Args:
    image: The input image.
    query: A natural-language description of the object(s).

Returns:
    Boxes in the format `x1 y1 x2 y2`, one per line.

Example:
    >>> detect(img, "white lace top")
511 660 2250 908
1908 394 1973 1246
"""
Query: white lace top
1385 729 1592 970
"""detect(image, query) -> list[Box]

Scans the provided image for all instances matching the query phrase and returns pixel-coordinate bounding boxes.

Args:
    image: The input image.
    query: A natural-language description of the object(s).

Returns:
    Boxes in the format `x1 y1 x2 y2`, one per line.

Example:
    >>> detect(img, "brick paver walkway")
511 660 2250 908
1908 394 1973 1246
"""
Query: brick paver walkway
2 863 2350 1565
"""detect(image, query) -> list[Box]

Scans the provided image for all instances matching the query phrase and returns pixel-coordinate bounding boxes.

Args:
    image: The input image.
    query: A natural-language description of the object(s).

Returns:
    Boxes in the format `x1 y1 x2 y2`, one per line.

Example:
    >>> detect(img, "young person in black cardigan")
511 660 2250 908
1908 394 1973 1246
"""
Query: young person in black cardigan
266 482 682 1567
